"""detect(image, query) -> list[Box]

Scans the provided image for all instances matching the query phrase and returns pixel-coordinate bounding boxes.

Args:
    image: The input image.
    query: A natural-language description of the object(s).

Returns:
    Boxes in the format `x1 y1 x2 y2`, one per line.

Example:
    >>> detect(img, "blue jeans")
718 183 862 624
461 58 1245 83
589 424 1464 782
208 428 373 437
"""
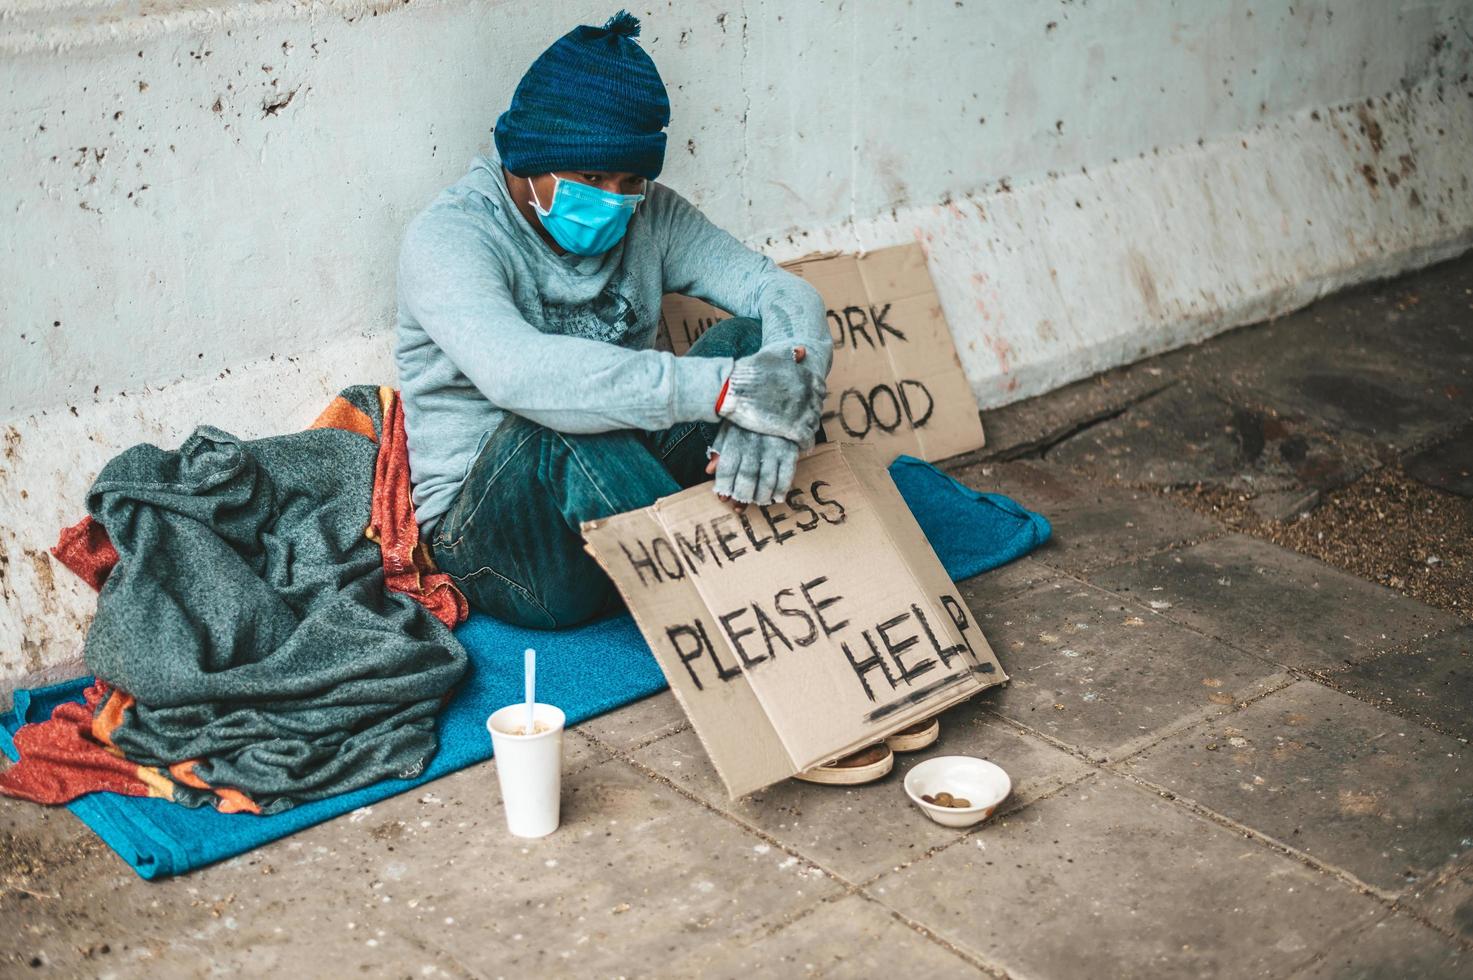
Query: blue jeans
429 317 764 629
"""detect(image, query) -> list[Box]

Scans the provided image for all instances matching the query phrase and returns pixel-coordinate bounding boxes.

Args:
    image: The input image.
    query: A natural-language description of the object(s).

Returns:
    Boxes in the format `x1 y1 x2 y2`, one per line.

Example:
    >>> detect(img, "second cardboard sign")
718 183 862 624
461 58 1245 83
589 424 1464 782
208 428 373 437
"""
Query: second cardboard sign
582 443 1007 798
660 243 986 464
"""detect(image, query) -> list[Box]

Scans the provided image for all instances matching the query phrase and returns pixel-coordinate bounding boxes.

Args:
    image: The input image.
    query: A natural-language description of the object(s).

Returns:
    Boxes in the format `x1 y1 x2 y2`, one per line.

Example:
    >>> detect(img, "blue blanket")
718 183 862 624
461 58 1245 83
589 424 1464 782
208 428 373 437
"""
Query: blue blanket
1 455 1049 879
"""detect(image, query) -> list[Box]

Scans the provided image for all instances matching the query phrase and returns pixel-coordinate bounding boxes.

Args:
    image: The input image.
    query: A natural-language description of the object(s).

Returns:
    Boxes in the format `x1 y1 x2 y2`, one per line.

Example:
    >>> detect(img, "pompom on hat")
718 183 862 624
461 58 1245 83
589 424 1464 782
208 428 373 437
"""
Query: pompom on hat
494 10 671 180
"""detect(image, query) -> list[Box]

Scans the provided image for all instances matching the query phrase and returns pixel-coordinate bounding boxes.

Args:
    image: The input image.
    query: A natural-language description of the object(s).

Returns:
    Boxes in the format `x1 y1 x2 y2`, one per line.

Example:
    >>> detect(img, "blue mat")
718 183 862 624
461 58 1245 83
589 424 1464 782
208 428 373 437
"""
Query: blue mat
1 455 1049 879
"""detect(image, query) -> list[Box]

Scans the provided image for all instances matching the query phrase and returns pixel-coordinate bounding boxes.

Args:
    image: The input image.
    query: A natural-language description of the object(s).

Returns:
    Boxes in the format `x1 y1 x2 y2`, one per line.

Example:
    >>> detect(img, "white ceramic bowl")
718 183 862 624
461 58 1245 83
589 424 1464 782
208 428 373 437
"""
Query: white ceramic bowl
903 755 1011 828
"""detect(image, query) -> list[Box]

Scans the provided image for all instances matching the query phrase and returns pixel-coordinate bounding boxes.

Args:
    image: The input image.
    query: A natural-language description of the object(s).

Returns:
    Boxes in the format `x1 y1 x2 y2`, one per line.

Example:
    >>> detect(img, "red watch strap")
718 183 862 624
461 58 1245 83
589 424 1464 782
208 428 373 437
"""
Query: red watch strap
714 375 732 415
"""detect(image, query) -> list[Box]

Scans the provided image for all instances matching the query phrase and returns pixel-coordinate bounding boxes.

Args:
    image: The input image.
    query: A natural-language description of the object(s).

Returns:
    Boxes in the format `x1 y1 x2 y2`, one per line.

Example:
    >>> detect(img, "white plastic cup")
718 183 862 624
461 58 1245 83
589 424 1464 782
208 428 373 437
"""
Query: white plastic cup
487 702 566 838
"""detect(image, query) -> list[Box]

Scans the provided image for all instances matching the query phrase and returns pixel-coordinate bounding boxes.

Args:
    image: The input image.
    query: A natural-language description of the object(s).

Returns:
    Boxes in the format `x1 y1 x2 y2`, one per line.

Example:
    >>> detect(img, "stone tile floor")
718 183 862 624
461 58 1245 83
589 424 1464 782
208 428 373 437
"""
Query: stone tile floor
3 255 1472 977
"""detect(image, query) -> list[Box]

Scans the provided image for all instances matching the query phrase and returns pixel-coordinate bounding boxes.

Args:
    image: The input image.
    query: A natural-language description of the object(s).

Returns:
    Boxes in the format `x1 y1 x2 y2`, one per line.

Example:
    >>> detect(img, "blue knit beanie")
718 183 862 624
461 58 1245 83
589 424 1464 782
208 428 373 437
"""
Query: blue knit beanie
494 10 670 180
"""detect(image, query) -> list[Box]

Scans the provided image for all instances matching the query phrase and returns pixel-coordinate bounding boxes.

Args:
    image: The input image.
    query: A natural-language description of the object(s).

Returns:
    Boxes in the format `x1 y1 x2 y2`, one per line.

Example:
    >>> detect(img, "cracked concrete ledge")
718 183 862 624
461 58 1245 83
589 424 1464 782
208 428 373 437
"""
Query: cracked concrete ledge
0 0 460 55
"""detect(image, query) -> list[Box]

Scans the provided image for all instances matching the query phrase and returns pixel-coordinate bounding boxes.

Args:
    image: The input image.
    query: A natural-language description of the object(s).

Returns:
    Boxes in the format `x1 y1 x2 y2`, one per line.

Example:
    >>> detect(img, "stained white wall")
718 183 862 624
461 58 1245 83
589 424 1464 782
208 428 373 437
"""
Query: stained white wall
2 0 1472 686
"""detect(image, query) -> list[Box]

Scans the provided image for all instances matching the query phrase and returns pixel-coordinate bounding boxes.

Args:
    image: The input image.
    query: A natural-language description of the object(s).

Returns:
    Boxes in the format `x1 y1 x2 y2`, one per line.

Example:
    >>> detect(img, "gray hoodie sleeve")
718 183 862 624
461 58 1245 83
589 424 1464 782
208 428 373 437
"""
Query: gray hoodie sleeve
653 186 834 383
398 205 732 433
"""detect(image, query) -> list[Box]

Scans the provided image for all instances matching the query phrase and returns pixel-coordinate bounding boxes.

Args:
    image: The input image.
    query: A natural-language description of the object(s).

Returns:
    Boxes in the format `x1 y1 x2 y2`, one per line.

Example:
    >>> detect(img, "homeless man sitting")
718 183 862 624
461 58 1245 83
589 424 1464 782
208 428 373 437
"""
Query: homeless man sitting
395 10 831 632
396 9 938 786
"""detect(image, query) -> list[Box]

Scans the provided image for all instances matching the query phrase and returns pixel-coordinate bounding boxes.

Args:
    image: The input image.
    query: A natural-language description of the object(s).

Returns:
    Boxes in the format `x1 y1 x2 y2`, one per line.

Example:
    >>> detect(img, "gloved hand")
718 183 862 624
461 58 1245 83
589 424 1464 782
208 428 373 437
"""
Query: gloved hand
704 420 800 506
717 343 826 448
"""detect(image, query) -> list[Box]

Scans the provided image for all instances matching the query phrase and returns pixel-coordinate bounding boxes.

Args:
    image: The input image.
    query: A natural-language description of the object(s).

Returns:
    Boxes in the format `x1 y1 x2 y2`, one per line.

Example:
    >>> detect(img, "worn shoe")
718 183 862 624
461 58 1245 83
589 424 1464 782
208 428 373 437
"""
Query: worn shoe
792 743 894 786
884 717 940 753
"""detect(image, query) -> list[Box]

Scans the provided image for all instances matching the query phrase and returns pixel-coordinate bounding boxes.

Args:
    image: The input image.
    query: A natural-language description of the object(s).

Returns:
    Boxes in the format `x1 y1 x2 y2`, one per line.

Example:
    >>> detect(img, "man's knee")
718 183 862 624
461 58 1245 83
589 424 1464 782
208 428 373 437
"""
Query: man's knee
544 427 680 518
546 427 659 487
538 571 617 629
688 315 763 359
505 417 651 475
721 316 764 357
459 565 612 630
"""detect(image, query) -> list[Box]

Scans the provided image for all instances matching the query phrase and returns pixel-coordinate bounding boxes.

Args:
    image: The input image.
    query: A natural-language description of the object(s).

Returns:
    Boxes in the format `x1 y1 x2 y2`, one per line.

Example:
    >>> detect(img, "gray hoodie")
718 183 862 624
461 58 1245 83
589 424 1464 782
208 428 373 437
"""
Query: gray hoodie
395 147 832 537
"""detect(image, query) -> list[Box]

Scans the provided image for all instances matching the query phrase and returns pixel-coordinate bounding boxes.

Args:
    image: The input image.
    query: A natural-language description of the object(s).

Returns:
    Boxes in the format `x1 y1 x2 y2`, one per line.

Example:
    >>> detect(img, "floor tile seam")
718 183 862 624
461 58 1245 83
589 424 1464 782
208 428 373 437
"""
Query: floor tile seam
1274 918 1470 980
1058 560 1451 679
1193 527 1462 635
1135 483 1279 535
1085 664 1471 857
984 578 1063 606
564 730 639 777
1273 904 1412 980
971 379 1181 464
1101 680 1473 930
1087 472 1473 632
1030 381 1185 463
1257 649 1473 746
1317 616 1471 673
1036 562 1322 678
577 729 864 893
1028 524 1232 579
1401 416 1473 452
242 889 481 978
958 559 1063 604
1099 671 1301 765
1102 765 1403 903
977 699 1428 911
1401 472 1472 496
571 581 1094 896
1411 851 1473 892
1386 898 1473 954
739 888 860 945
852 889 1015 978
1390 415 1473 461
851 770 1101 892
972 667 1294 779
579 648 1279 906
1218 495 1473 615
974 708 1110 767
577 721 693 757
1303 652 1473 743
380 921 486 980
1238 553 1472 657
1278 934 1352 979
983 383 1178 459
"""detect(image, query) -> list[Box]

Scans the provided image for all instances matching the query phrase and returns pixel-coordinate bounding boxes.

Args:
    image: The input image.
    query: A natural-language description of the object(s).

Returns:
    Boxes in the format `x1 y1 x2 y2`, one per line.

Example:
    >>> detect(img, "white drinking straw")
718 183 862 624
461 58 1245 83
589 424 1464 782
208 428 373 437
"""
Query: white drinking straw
524 647 537 734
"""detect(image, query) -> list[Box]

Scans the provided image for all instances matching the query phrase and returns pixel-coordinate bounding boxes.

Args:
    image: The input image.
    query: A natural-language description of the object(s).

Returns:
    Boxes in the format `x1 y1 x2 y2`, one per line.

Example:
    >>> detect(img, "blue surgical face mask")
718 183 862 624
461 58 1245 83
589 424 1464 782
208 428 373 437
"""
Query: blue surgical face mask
528 174 645 256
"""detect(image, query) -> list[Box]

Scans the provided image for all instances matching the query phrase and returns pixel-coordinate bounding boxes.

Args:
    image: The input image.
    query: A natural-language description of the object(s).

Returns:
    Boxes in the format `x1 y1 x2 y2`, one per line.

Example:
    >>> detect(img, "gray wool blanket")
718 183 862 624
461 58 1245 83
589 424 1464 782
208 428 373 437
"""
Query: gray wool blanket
82 385 468 815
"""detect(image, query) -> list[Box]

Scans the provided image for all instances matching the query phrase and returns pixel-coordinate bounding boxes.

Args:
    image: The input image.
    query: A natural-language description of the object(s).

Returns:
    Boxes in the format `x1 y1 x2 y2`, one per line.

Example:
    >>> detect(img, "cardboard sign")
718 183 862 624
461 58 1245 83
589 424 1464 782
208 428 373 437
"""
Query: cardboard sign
581 443 1006 798
660 243 987 463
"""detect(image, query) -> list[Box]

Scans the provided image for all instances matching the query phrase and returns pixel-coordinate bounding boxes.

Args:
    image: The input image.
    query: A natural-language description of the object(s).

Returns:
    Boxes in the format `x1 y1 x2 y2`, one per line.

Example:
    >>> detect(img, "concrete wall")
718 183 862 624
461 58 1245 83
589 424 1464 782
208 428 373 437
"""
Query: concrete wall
2 0 1471 688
